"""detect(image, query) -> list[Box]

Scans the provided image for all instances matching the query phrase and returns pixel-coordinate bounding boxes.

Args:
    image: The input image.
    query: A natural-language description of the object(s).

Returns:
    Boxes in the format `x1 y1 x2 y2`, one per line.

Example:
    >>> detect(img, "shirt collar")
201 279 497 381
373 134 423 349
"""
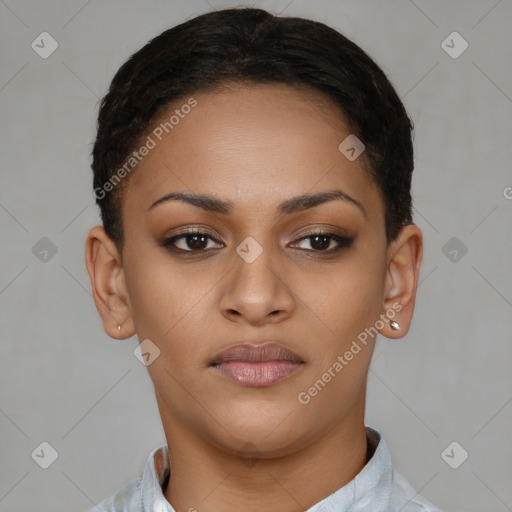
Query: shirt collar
141 442 172 512
307 426 393 511
141 426 392 512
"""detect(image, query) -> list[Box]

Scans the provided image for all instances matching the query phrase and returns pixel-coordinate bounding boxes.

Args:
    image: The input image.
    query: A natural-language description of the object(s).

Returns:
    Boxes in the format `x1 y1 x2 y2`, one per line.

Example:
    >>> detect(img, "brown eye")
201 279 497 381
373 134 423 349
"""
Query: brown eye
163 230 223 252
292 231 354 252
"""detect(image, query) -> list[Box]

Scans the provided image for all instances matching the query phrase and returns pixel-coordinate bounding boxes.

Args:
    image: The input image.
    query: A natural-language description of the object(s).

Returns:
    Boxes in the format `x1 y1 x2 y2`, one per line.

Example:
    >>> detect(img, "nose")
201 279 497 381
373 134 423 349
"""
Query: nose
219 241 295 326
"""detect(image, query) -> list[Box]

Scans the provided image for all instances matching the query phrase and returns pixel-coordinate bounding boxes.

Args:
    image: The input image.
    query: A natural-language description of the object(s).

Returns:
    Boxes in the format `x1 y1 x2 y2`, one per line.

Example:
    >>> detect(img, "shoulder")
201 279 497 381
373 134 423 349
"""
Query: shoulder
88 477 143 512
388 469 442 512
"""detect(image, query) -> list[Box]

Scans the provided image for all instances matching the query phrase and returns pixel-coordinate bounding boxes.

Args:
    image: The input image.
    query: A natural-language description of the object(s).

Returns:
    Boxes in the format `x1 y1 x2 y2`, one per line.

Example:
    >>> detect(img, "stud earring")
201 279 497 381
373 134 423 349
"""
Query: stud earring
390 321 400 330
113 323 130 342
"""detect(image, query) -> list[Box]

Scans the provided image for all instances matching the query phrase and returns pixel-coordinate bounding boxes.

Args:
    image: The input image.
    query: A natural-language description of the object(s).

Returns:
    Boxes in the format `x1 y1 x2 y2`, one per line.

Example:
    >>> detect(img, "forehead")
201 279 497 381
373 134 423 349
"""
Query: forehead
124 83 382 219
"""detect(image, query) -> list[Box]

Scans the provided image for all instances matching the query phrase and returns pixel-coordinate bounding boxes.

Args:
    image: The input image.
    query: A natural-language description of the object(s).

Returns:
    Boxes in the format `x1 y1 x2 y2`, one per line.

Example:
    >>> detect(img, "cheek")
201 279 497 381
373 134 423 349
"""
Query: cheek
122 252 186 342
300 357 370 433
124 263 174 337
330 246 386 331
328 278 383 340
295 258 384 344
123 253 218 363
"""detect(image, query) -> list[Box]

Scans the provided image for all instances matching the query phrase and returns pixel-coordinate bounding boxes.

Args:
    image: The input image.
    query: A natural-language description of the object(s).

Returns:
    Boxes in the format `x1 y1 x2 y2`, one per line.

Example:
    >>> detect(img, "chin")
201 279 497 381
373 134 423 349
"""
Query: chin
215 429 308 460
203 403 312 457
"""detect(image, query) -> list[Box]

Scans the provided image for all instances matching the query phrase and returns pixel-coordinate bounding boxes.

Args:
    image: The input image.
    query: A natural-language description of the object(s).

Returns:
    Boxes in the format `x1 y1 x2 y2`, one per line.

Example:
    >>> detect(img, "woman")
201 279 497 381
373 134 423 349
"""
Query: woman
85 7 440 511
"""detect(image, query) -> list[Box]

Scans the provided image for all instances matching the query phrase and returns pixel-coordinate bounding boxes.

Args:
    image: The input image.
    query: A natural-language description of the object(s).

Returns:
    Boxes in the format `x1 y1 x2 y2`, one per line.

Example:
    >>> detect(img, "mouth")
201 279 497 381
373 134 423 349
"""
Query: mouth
209 342 305 388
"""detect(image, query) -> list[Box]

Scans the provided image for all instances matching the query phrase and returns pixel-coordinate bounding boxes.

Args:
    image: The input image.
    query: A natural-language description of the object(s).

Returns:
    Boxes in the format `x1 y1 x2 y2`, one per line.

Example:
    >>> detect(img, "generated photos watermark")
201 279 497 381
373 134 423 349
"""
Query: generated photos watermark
298 302 402 405
93 96 198 200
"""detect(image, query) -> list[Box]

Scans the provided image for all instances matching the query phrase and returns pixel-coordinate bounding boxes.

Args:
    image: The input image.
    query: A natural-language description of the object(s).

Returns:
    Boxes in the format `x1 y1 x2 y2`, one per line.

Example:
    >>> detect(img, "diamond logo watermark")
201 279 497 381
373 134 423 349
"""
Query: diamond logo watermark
442 236 468 263
441 31 468 59
31 32 59 59
134 339 161 366
236 236 263 263
441 441 469 469
32 237 58 263
31 441 59 469
338 134 365 161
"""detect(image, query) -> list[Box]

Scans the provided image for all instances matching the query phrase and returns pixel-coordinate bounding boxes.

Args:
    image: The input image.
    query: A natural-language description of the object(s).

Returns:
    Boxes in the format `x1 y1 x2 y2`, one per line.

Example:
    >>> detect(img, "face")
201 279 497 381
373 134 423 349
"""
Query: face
89 83 418 459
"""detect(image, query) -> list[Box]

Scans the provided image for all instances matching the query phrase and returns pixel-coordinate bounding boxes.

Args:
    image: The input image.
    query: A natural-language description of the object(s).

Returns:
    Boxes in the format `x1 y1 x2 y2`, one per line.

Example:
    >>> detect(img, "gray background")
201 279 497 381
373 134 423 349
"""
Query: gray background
1 1 511 511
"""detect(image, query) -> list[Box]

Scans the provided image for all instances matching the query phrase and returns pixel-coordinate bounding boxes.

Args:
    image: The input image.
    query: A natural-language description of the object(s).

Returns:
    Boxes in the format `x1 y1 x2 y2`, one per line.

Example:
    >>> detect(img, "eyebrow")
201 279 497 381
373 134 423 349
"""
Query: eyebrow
147 189 366 217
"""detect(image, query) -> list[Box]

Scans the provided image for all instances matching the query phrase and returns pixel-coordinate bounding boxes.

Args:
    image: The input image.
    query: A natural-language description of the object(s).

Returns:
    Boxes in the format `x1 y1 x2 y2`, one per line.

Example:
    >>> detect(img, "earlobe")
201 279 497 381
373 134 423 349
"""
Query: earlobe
84 225 136 340
380 224 423 340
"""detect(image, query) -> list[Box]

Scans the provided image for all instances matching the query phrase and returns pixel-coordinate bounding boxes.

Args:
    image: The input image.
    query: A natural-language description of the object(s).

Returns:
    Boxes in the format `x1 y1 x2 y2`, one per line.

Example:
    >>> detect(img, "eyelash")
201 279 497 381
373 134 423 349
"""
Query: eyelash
162 228 354 255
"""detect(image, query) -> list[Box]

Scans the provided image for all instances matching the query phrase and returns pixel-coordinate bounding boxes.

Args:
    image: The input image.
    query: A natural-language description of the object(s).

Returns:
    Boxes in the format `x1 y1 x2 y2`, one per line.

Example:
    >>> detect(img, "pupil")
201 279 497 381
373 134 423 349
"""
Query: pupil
311 235 330 250
188 234 207 249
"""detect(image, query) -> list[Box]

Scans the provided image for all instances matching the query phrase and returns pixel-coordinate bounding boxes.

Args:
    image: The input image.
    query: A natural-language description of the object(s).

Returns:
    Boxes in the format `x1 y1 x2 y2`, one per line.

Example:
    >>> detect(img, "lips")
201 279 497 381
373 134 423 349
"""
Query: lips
211 342 304 365
210 342 305 387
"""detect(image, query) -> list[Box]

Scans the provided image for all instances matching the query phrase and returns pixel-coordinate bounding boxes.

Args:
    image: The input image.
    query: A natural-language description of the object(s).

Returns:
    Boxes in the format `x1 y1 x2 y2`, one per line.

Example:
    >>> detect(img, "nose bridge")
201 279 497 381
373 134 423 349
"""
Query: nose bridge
220 232 294 322
232 233 280 296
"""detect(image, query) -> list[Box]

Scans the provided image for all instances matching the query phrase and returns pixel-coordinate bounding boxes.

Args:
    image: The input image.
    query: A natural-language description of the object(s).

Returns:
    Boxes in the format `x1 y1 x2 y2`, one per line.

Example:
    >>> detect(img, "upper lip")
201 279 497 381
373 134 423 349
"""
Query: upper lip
210 342 304 365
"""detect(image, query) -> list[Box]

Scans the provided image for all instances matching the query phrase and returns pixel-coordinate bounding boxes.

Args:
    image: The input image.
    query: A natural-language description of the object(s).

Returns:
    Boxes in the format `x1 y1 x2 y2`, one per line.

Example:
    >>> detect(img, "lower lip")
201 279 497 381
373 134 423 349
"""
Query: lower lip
212 361 303 387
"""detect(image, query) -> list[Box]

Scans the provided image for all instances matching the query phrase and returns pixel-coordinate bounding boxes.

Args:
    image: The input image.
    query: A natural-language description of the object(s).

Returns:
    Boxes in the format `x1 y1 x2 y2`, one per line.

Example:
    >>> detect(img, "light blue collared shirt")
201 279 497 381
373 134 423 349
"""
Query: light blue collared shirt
90 426 441 512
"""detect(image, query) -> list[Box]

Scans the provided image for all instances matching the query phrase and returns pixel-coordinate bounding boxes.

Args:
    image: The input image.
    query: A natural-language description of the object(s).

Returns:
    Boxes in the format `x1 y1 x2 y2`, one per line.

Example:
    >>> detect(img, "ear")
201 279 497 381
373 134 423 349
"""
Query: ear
84 225 136 340
379 224 423 339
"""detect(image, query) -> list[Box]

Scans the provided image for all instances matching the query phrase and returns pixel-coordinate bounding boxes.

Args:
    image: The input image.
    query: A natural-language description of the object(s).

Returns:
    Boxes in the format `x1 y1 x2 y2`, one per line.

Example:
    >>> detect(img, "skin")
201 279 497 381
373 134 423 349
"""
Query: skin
85 82 423 511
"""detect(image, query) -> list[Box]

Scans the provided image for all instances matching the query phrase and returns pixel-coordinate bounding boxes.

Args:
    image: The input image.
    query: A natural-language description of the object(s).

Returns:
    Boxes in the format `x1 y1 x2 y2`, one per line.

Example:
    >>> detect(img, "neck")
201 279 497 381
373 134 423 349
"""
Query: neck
160 402 370 512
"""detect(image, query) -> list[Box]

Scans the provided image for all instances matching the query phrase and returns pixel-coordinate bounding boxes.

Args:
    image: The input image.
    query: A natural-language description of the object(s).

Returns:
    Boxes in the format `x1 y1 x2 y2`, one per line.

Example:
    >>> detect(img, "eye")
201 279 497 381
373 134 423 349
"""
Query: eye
291 230 354 252
162 228 353 254
162 229 224 252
